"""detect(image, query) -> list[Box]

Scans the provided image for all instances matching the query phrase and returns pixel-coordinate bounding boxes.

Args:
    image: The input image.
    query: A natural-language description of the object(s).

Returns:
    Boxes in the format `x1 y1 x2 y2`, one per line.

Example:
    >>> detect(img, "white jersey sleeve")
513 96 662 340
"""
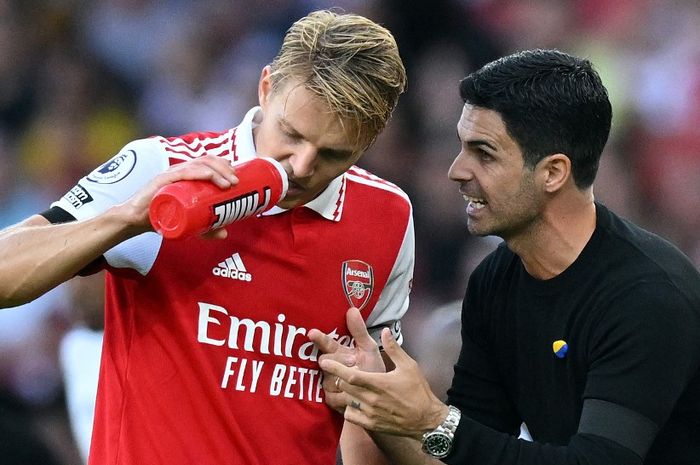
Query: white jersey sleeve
51 138 169 275
365 212 415 346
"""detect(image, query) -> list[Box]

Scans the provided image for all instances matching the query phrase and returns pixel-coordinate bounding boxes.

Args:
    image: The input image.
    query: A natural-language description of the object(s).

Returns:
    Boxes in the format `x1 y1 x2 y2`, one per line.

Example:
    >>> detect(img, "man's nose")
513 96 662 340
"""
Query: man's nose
289 145 317 178
448 151 473 182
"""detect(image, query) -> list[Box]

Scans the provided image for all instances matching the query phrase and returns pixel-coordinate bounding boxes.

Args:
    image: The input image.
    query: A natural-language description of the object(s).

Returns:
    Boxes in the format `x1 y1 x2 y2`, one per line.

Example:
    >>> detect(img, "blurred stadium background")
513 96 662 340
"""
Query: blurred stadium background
1 0 699 463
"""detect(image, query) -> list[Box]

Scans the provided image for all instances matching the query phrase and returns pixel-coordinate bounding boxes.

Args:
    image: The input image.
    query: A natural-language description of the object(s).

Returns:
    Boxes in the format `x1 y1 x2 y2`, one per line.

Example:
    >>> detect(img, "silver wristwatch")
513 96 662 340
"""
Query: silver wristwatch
421 405 461 459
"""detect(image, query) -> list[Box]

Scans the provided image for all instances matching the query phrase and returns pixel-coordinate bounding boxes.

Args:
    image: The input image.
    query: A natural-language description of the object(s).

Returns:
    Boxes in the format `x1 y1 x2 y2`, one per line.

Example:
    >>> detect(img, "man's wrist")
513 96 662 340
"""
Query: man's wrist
420 405 461 459
428 404 451 432
410 403 450 440
107 203 151 237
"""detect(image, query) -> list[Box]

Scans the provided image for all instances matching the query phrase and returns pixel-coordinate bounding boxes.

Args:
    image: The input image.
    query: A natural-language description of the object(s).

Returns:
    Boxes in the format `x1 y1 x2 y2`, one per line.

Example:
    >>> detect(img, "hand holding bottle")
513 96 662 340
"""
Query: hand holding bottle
149 157 288 239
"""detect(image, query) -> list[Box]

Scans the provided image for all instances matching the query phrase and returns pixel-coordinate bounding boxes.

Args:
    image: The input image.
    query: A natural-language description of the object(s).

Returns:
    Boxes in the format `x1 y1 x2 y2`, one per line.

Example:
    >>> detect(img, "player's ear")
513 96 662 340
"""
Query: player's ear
538 153 571 193
258 65 273 109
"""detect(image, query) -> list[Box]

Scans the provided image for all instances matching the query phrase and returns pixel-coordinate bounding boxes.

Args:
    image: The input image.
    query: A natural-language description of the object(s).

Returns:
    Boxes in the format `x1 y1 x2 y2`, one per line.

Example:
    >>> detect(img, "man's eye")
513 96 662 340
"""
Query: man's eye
281 129 301 141
320 150 350 161
479 151 494 162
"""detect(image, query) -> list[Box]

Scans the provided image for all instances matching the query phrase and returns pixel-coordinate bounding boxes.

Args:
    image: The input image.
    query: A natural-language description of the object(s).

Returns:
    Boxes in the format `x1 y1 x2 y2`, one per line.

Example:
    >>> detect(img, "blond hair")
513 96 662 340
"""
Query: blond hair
269 9 406 150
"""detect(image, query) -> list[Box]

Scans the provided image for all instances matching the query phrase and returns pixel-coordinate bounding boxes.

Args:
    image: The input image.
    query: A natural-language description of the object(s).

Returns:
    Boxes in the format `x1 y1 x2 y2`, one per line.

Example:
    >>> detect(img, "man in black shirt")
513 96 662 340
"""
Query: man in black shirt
309 49 700 464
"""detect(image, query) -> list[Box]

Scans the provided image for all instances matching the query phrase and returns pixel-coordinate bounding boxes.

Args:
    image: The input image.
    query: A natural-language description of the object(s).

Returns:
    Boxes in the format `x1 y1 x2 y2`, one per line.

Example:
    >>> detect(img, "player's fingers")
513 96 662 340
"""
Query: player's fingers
156 168 231 190
205 156 240 183
319 349 356 368
195 154 236 171
308 328 343 355
323 389 348 414
345 307 378 352
201 228 228 240
320 371 342 393
168 156 239 188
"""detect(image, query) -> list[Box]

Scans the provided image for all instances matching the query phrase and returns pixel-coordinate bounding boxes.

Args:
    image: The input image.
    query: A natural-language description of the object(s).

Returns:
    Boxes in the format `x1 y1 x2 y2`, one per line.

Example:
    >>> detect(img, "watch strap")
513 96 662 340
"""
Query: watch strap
421 405 461 458
441 405 461 435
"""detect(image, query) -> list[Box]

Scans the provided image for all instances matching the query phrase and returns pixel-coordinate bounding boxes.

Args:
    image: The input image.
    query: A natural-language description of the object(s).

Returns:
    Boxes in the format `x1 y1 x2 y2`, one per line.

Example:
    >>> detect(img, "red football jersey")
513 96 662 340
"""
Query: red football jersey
52 107 414 465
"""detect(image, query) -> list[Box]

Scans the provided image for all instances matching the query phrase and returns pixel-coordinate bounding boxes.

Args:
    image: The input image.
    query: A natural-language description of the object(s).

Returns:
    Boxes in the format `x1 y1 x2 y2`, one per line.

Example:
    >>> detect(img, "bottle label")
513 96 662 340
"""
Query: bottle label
211 186 274 229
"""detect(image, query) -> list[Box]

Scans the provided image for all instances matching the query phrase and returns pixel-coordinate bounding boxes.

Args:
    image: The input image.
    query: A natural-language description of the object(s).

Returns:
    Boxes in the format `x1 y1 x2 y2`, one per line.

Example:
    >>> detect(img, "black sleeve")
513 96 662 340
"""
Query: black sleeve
38 206 106 275
444 415 642 465
39 205 76 224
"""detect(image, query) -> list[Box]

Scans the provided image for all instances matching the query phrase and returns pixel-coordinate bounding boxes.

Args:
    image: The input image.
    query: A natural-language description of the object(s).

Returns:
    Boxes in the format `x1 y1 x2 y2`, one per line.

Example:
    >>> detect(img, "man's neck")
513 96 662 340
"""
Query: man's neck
507 194 596 280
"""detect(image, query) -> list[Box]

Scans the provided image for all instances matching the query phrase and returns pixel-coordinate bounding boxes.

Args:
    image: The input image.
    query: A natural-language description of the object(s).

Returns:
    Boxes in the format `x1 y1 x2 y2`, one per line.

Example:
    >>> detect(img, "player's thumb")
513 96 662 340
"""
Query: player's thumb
346 307 376 351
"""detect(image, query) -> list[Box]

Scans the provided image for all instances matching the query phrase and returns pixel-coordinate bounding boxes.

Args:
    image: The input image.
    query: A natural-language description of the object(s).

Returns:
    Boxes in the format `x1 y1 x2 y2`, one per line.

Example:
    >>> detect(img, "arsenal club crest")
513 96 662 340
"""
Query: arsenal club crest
341 260 374 311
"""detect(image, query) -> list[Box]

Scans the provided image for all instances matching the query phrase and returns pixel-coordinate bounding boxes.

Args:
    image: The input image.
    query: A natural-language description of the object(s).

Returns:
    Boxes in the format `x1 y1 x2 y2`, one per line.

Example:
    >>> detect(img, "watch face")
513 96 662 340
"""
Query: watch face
424 432 452 458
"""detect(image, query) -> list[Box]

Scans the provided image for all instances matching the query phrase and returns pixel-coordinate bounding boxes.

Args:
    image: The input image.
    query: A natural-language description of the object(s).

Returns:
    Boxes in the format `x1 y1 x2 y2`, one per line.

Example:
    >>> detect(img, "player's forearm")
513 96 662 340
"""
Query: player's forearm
370 432 441 465
340 421 392 465
0 208 141 308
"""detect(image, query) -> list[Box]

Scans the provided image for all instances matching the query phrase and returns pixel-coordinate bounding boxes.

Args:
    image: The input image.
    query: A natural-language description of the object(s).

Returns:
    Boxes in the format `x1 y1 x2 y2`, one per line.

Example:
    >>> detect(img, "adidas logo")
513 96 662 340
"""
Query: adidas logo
212 253 252 282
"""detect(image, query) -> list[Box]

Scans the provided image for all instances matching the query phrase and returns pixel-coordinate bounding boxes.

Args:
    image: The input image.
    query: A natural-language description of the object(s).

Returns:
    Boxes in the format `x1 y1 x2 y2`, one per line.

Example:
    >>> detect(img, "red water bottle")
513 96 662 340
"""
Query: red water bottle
149 157 288 239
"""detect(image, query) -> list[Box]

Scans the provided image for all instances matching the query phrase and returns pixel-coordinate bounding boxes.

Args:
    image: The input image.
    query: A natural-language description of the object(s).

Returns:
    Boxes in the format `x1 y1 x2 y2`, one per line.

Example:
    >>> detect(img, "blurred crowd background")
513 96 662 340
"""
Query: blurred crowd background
1 0 699 463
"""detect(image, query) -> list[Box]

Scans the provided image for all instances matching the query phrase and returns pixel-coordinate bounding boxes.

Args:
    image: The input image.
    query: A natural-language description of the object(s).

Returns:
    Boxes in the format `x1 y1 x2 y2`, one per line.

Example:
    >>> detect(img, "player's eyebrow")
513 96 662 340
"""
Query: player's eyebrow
279 118 302 136
279 117 354 158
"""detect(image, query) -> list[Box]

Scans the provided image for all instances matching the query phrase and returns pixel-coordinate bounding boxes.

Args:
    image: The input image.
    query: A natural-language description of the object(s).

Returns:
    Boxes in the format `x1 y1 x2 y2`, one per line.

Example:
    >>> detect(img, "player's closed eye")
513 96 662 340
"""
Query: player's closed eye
319 148 351 161
281 129 303 143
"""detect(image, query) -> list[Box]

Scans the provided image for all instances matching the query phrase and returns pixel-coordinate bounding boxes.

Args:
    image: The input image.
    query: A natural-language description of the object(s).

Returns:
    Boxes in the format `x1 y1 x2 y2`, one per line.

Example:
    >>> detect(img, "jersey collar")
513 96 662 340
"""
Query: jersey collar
233 106 346 222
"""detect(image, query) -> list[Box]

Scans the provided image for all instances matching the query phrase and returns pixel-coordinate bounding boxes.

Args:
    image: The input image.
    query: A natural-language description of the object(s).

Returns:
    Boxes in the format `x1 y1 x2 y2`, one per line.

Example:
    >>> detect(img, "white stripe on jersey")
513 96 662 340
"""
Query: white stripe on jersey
157 131 234 162
345 170 410 203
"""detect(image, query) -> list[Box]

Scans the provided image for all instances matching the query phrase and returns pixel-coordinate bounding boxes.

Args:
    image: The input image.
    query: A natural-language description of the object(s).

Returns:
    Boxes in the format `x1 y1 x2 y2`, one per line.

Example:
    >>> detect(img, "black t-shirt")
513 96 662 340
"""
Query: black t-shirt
445 203 700 465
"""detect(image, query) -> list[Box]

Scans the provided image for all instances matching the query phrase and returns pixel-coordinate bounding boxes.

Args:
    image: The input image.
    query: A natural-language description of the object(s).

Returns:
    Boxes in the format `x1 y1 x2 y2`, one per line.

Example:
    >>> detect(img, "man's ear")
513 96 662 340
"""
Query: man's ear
538 153 572 193
258 65 273 109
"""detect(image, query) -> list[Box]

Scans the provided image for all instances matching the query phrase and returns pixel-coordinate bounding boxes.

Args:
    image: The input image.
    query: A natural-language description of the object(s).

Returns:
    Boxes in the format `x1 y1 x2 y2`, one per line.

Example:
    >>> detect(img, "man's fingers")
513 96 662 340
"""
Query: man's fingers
345 307 377 351
319 359 376 392
318 358 350 378
380 327 412 367
319 359 365 390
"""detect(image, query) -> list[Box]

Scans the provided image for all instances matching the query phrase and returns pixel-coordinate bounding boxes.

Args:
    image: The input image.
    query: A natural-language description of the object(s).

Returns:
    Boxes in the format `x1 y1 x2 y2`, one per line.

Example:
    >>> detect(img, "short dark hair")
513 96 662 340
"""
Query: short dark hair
459 49 612 188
